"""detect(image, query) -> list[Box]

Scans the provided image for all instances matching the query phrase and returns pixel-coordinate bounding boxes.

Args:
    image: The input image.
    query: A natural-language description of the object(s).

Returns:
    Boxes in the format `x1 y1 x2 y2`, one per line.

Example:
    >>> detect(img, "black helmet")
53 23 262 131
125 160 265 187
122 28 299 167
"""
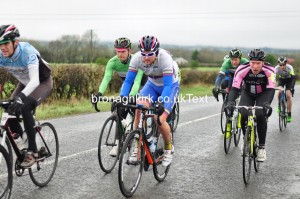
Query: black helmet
114 37 131 49
0 24 20 44
138 35 159 52
248 49 266 61
229 48 242 59
278 56 287 65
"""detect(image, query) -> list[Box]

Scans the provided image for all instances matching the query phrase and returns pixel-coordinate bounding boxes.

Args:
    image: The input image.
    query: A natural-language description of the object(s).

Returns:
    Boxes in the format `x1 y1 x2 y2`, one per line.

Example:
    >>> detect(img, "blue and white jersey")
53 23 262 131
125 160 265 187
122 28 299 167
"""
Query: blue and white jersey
0 42 51 96
128 49 179 86
275 64 295 79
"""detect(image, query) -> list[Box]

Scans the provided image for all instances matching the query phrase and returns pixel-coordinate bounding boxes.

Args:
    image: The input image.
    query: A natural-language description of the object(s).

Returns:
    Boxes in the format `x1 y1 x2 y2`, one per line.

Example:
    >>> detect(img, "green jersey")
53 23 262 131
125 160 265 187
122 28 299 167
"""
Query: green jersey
219 57 249 73
98 55 145 96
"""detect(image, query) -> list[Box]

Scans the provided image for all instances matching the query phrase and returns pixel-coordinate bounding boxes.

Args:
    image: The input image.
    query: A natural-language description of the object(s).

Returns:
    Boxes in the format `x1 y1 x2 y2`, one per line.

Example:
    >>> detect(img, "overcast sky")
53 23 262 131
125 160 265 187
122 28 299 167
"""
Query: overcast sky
2 0 300 50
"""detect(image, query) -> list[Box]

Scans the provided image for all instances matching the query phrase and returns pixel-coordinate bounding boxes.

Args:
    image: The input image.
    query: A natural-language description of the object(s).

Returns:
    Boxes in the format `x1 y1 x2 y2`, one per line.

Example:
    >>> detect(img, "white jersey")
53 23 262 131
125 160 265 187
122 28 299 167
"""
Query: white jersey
129 49 179 86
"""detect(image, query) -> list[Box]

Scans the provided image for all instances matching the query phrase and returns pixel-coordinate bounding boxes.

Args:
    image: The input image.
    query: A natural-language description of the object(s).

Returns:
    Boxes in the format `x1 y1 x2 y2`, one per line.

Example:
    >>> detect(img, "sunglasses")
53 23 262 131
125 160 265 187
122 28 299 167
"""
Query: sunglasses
279 64 286 66
141 51 156 57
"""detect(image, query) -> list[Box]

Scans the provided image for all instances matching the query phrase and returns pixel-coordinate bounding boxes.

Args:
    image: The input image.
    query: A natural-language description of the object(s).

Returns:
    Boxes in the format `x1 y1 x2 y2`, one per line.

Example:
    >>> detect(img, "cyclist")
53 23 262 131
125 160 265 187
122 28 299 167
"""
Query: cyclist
93 37 147 156
225 49 275 162
212 49 249 101
120 35 180 167
0 24 53 167
275 56 295 122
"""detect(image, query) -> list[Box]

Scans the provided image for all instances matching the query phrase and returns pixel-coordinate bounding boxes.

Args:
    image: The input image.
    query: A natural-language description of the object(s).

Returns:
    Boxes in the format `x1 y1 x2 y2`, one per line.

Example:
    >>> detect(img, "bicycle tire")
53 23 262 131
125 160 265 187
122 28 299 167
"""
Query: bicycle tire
0 144 12 199
153 127 170 182
118 130 144 197
234 128 241 147
279 101 284 132
171 101 180 133
283 101 287 128
29 122 59 187
0 128 13 164
224 117 232 154
253 137 260 172
220 101 227 134
98 115 119 173
243 126 252 185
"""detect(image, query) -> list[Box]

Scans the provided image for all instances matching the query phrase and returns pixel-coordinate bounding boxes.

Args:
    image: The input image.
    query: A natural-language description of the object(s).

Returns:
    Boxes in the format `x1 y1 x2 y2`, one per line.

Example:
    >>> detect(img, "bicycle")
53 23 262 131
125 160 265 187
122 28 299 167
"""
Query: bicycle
166 100 180 143
223 97 242 154
0 144 12 199
234 105 263 185
276 87 288 132
118 104 170 197
95 97 134 173
0 101 59 187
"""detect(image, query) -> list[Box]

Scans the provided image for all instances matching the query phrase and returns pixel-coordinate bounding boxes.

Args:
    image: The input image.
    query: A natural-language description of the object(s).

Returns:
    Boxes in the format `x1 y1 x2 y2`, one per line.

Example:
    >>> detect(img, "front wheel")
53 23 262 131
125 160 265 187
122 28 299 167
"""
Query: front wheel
224 117 232 154
29 122 59 187
153 128 170 182
243 126 252 185
98 116 119 173
0 145 12 199
118 130 144 197
220 101 227 134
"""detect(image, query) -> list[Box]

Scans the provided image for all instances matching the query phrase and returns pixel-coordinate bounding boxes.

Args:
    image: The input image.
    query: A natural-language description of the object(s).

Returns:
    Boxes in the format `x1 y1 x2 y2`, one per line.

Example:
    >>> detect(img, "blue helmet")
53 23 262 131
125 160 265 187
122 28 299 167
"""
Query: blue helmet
138 35 160 52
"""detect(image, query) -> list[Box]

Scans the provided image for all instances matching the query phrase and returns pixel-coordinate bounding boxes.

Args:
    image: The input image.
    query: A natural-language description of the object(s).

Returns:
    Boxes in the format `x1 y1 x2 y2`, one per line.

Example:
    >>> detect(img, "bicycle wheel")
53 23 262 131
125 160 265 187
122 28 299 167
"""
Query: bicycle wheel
278 101 285 132
224 117 232 154
234 128 241 147
243 126 252 185
29 122 59 187
153 128 170 182
0 128 13 164
253 140 260 172
171 101 180 133
220 101 227 134
98 116 119 173
0 145 12 199
118 130 144 197
283 102 287 128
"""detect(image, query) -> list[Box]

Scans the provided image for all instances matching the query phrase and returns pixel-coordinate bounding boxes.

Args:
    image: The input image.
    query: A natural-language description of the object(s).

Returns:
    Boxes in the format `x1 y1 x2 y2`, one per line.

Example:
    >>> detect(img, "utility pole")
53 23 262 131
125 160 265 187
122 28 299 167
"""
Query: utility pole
90 29 93 63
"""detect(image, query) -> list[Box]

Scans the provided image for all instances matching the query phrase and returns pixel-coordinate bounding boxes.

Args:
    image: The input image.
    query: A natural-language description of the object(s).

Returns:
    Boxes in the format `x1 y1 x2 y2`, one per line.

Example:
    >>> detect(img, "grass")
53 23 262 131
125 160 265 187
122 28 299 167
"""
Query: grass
35 83 213 120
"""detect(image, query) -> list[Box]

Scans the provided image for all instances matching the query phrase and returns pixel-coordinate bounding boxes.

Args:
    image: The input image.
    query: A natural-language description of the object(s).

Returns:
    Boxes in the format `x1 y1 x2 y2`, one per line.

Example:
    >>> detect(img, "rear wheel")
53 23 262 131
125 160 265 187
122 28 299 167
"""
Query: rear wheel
29 122 59 187
171 101 180 133
279 101 285 132
98 116 119 173
224 117 232 154
283 102 287 128
234 128 241 147
118 130 144 197
0 145 12 199
243 126 252 185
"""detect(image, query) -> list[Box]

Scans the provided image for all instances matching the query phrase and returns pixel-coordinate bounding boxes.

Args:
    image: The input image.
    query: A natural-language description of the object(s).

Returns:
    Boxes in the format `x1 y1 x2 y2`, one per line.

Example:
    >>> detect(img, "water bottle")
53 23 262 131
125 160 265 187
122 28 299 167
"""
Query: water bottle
147 136 156 153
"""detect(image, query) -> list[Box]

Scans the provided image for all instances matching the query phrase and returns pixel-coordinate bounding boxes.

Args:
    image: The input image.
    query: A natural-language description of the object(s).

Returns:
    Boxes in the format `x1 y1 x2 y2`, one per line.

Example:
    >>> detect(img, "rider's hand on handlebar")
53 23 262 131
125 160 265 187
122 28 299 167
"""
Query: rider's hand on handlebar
263 102 272 117
8 93 26 114
224 101 235 117
212 87 219 102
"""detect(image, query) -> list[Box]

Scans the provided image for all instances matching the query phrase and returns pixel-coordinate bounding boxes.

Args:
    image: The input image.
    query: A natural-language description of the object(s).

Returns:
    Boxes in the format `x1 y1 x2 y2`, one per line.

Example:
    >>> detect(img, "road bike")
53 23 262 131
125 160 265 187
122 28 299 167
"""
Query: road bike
235 105 263 185
167 100 180 134
118 104 170 197
223 97 242 154
276 87 288 132
95 97 134 173
0 144 12 199
0 101 59 187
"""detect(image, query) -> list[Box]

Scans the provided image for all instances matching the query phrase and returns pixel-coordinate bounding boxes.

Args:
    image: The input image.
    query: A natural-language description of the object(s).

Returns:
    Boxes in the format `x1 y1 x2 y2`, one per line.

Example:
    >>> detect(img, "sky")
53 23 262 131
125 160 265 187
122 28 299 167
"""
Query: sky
2 0 300 50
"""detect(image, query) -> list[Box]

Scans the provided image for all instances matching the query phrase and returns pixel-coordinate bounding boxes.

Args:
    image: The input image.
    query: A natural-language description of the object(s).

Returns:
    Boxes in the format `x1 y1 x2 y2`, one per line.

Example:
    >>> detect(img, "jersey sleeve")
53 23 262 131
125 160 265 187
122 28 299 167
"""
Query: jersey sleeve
21 53 40 96
129 69 144 96
98 59 115 94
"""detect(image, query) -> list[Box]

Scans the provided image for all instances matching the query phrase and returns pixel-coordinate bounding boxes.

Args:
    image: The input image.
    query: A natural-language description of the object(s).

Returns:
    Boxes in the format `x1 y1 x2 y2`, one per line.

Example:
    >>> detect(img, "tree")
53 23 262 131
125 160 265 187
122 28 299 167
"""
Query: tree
265 54 277 65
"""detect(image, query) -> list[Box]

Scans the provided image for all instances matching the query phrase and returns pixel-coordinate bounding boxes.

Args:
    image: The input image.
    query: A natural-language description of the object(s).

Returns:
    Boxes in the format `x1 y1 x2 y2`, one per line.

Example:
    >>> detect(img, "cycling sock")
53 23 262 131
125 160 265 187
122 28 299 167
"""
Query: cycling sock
164 141 172 150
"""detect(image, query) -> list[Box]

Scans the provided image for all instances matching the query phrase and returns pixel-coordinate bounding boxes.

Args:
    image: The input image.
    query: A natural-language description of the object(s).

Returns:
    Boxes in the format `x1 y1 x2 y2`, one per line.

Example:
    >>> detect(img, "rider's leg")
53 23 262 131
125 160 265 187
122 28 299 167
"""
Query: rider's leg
238 91 255 135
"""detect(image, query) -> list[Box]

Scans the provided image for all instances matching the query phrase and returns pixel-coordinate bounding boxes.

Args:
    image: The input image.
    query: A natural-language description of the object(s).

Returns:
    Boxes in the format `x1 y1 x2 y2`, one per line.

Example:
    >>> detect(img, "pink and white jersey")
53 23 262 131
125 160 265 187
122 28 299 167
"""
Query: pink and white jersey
232 63 276 95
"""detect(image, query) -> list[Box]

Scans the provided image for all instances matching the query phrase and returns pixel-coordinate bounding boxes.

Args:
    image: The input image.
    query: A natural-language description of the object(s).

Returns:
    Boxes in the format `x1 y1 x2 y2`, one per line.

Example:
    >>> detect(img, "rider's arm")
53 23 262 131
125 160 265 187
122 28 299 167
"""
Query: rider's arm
264 64 276 104
120 68 137 96
129 69 144 96
215 72 225 88
159 74 173 106
98 59 115 95
21 54 40 96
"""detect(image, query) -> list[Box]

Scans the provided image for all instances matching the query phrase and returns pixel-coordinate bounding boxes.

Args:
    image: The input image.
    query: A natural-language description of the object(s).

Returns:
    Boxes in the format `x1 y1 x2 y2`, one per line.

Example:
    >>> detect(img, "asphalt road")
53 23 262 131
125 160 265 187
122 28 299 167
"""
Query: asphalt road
10 86 300 199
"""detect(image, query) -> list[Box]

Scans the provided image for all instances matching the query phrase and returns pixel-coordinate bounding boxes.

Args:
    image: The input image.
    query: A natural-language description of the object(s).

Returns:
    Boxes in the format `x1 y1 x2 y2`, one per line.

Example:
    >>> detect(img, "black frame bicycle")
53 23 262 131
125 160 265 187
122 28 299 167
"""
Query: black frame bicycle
95 97 134 173
0 101 59 187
